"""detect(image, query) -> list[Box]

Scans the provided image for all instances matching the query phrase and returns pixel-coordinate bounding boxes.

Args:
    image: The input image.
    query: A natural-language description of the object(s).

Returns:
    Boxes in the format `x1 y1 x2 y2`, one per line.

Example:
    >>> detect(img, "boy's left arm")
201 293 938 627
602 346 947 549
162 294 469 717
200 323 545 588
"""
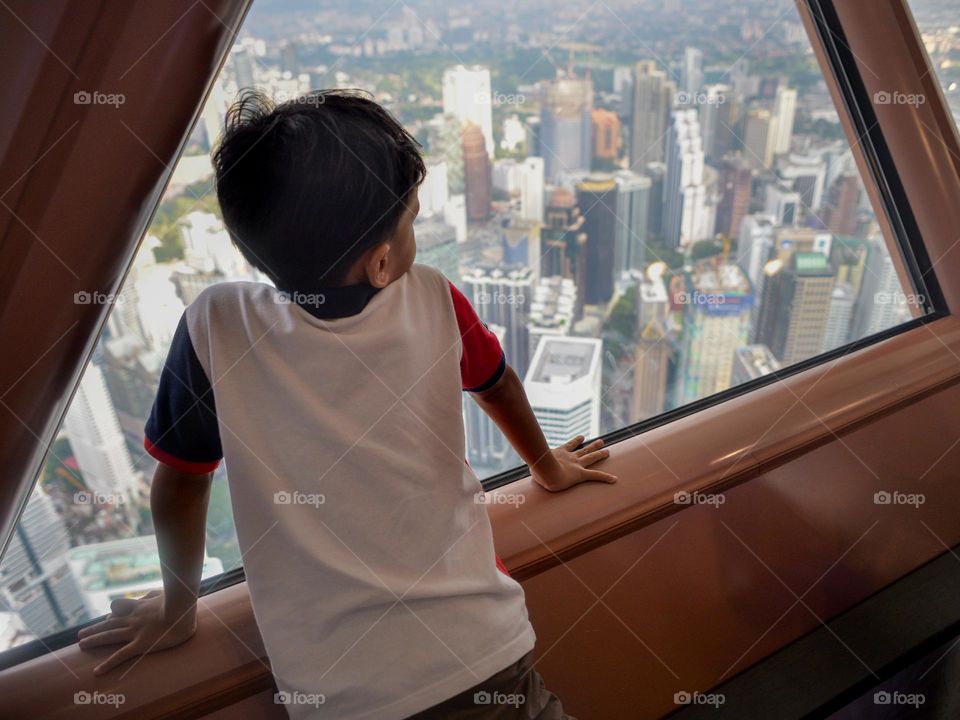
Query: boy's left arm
78 463 212 674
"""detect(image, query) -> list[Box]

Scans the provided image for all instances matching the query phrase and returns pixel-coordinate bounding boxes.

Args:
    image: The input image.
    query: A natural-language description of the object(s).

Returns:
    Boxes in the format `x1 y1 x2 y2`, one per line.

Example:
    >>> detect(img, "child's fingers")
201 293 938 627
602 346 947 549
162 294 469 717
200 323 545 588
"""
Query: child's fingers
578 449 610 466
78 616 125 639
583 469 618 484
562 435 585 451
93 641 141 675
78 628 133 650
575 439 604 457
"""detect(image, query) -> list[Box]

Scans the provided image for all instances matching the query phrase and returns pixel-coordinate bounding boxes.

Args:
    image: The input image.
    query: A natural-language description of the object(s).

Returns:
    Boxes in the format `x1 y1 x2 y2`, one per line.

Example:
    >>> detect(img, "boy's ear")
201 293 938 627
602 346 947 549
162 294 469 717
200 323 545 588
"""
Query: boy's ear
364 242 392 288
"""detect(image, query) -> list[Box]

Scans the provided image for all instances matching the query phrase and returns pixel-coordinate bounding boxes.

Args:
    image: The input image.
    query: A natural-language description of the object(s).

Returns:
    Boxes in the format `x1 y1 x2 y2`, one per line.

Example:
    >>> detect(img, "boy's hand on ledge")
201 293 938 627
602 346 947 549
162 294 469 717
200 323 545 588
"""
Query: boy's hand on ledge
78 590 198 675
531 436 618 493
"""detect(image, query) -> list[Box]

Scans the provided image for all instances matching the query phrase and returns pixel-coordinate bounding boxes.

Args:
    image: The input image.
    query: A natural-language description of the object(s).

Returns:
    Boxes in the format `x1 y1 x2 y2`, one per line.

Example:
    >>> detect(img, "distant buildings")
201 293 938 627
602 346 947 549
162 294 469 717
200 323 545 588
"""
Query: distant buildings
442 65 494 157
524 337 603 448
539 76 594 180
462 266 534 378
631 61 676 168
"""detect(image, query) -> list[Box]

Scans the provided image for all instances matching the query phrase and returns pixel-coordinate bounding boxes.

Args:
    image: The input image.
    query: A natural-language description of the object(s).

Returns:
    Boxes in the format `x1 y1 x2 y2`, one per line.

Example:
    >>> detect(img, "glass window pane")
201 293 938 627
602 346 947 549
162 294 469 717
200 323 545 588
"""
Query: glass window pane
0 0 931 653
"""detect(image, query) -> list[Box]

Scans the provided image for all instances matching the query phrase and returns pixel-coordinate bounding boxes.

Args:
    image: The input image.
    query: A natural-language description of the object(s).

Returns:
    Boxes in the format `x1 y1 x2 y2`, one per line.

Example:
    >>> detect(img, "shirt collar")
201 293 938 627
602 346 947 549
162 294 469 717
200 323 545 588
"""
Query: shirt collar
278 283 381 319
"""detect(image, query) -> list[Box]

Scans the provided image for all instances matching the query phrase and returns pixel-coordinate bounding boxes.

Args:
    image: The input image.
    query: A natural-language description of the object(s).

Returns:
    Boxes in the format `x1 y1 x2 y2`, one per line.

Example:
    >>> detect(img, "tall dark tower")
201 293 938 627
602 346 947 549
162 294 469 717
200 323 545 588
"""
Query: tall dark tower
462 122 491 222
576 174 619 306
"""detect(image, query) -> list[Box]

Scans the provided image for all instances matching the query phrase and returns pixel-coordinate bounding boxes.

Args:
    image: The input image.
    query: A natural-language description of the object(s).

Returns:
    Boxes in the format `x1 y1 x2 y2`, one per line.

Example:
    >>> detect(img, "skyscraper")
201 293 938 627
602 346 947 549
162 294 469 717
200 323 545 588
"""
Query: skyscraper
822 283 856 351
777 151 827 211
527 277 578 361
764 182 802 226
517 157 545 223
675 262 753 406
737 213 777 289
631 61 676 168
663 110 709 249
539 76 594 180
698 84 732 160
462 123 491 222
743 108 777 167
524 337 602 448
462 266 534 377
576 174 619 305
542 189 588 307
442 65 494 156
823 172 861 236
591 108 622 162
772 86 797 155
613 170 652 277
633 278 670 421
681 47 704 96
715 154 753 239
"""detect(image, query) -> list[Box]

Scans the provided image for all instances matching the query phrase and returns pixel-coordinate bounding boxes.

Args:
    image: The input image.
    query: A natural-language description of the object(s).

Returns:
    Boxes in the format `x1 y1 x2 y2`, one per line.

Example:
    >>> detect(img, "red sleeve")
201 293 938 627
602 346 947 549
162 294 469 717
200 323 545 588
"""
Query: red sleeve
448 281 506 392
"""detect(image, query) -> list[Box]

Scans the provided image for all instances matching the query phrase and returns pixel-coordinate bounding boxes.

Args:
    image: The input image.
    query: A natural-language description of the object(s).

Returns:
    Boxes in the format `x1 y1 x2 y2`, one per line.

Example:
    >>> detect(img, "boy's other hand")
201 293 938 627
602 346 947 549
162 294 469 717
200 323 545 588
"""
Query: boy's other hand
77 590 198 675
531 436 618 492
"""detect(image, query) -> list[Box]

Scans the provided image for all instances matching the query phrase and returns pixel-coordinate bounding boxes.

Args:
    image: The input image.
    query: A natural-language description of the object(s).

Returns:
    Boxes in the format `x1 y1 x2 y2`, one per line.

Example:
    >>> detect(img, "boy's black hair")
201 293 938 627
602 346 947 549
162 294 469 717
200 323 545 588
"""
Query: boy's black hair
212 88 426 289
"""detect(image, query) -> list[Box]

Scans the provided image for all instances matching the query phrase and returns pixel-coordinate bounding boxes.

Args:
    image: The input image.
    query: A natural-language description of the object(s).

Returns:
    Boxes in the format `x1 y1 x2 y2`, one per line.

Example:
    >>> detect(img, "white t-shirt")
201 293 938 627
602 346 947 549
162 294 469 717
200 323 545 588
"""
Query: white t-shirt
144 264 535 719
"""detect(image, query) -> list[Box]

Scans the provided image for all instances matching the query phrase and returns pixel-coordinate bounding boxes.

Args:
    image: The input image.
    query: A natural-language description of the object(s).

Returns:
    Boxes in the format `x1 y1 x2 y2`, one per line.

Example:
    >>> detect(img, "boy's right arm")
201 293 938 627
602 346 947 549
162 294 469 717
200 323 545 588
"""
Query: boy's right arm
471 363 617 492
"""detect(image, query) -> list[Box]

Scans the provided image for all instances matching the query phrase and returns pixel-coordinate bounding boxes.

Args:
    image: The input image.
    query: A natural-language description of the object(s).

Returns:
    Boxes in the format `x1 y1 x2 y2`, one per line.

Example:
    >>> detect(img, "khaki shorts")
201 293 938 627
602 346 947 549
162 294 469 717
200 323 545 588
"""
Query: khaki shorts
405 651 576 719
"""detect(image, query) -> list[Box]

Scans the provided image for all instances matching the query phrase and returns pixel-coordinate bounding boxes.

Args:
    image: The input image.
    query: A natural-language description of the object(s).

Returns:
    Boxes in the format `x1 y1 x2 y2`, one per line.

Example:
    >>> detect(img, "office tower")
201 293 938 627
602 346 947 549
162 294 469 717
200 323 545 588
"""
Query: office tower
419 160 450 219
492 158 519 194
62 363 139 497
462 266 534 377
772 86 797 155
675 262 753 405
542 189 588 302
613 171 652 277
853 238 913 338
743 108 778 167
737 214 777 289
681 47 704 96
576 174 619 305
462 123 491 222
715 154 753 238
427 114 465 194
822 283 856 351
644 161 667 242
764 182 802 226
698 84 731 160
731 344 781 385
229 42 257 89
823 173 861 235
524 337 602 448
613 65 634 117
517 157 545 223
463 325 511 468
755 252 836 365
774 226 833 261
777 152 828 211
0 490 89 638
527 277 578 361
631 61 676 168
591 108 622 162
540 76 594 180
633 279 670 421
663 110 709 249
442 65 494 156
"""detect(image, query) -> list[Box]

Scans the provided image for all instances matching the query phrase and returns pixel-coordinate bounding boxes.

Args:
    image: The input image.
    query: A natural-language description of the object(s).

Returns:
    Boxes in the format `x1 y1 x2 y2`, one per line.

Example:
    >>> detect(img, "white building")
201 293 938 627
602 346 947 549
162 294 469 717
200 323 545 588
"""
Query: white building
764 183 803 226
419 160 450 219
773 86 798 155
524 337 602 448
442 65 494 157
518 157 545 224
664 110 710 248
737 213 777 289
527 277 578 359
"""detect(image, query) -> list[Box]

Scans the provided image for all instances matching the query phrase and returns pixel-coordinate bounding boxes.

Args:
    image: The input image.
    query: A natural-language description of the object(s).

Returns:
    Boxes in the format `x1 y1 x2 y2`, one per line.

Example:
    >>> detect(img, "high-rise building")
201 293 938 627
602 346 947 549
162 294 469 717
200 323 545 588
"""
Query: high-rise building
755 251 836 365
829 235 870 299
428 114 465 194
644 161 667 243
613 171 652 277
698 84 732 160
764 182 802 226
731 344 781 386
777 152 827 211
772 86 797 155
631 61 676 169
462 123 491 221
681 47 704 96
527 277 578 361
737 213 777 289
542 189 588 309
517 157 545 223
442 65 494 156
62 363 139 498
591 108 622 162
823 172 861 236
462 266 534 377
715 154 753 238
539 76 594 180
822 283 856 351
419 159 450 219
633 279 670 421
663 110 709 249
675 262 753 405
524 337 603 448
576 174 619 305
0 490 88 639
743 108 778 167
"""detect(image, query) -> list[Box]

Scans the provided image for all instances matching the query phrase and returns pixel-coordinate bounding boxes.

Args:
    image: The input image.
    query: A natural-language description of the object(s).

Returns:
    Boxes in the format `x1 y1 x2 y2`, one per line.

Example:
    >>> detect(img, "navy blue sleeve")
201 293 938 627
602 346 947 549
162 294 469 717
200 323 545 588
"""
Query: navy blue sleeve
144 313 223 473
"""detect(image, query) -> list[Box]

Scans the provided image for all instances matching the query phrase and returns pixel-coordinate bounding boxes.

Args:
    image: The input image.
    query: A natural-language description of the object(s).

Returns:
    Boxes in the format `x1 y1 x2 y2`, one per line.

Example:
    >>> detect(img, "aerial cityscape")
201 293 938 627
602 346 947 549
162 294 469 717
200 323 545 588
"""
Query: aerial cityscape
1 0 957 653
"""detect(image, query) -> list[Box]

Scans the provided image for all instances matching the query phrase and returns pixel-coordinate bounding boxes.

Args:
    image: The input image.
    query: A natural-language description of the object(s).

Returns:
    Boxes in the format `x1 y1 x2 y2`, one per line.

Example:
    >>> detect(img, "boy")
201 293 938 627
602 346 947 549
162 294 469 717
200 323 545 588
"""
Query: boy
78 89 616 719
